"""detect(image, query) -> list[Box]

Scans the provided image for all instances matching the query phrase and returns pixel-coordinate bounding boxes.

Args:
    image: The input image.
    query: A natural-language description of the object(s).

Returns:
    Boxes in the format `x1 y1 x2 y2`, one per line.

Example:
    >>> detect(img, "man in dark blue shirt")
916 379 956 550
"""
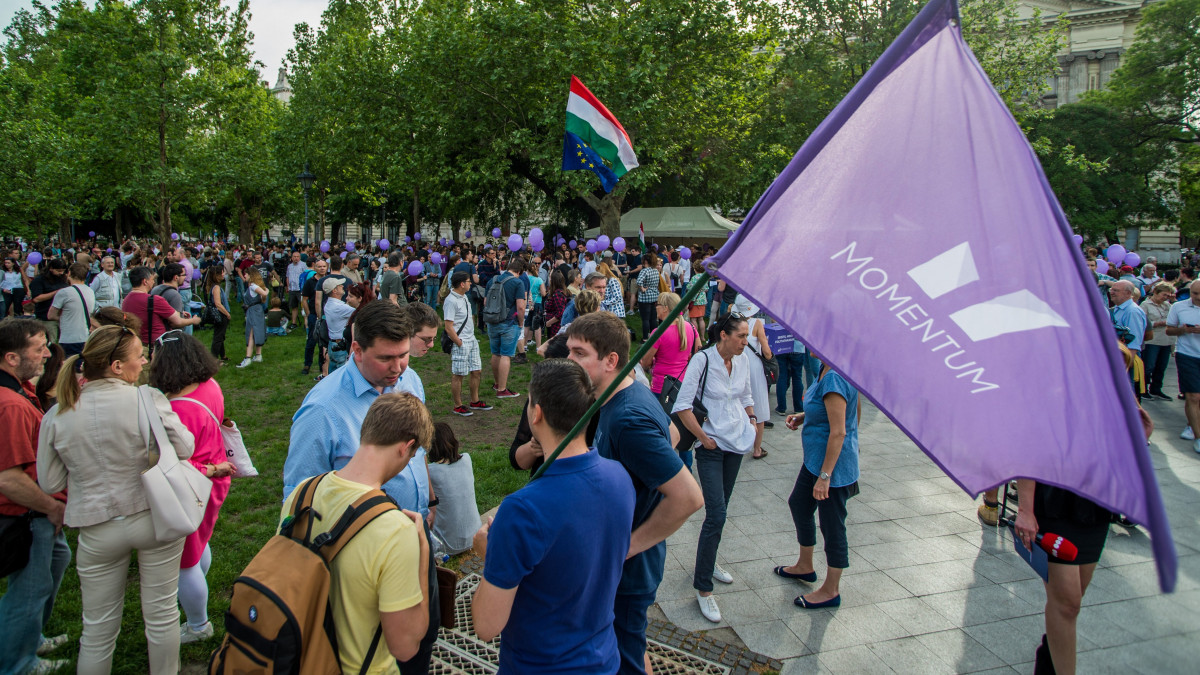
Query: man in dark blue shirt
472 359 634 674
565 312 703 674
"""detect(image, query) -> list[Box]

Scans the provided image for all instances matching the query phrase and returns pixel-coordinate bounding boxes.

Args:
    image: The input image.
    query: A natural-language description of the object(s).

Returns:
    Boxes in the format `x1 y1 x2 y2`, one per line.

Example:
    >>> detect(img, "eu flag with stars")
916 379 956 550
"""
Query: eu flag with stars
563 131 618 193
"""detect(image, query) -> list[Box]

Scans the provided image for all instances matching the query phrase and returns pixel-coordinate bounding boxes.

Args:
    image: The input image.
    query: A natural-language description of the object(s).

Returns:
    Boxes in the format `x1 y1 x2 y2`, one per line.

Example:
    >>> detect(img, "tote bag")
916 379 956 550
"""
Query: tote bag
139 386 212 542
175 395 259 478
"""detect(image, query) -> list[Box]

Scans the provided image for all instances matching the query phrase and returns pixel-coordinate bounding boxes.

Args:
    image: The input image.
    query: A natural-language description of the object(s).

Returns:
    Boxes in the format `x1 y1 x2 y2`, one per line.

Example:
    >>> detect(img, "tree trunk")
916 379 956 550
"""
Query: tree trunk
157 89 172 250
235 187 254 244
582 192 623 238
58 217 71 244
317 188 327 242
412 187 421 238
114 207 123 244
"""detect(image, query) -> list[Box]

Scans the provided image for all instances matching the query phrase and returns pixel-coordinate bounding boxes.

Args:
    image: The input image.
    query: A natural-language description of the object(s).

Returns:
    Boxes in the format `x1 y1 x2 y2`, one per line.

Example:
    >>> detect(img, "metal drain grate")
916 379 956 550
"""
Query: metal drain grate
432 574 730 674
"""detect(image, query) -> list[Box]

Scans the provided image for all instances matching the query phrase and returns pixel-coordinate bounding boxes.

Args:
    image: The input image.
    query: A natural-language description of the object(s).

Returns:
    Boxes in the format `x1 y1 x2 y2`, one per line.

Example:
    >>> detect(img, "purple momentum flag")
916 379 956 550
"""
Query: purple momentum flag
711 0 1176 590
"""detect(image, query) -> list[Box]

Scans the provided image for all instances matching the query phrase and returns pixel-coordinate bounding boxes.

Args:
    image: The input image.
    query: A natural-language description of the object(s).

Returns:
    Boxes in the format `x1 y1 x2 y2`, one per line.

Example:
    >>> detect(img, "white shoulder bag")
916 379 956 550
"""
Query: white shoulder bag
174 395 259 478
139 386 212 542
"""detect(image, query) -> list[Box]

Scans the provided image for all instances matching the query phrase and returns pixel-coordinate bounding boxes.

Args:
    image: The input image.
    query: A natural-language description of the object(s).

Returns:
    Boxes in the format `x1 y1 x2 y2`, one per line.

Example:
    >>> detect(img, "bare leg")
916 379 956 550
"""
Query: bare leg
451 374 464 407
800 566 843 604
752 422 765 457
783 545 816 576
469 370 481 402
1185 393 1200 434
495 355 510 390
1044 562 1093 675
245 333 254 359
643 652 653 675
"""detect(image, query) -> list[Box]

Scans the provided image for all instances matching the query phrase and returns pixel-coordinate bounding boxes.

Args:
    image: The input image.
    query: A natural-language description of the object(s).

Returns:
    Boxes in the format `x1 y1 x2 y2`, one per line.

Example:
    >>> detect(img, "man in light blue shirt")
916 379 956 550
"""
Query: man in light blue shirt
1109 280 1147 354
1166 281 1200 453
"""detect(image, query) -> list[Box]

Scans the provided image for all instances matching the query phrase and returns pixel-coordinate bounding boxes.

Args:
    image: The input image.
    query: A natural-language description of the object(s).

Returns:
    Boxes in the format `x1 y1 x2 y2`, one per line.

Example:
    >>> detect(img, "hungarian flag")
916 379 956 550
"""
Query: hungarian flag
710 0 1176 590
639 222 646 252
563 76 639 191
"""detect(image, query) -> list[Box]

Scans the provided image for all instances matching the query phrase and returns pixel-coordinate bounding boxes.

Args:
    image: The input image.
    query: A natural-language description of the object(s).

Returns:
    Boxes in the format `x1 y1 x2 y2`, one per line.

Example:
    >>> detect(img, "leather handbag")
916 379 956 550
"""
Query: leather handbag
138 386 212 542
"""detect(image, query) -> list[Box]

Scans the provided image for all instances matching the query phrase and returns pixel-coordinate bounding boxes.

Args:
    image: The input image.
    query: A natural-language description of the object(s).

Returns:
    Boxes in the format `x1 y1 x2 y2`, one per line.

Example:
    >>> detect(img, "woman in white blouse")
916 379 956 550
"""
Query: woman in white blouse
673 313 757 625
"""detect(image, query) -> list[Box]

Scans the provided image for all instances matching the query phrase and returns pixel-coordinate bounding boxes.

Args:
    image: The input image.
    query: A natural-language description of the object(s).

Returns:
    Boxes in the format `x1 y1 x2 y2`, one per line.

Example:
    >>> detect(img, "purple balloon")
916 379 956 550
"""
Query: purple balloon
529 227 544 242
1106 244 1126 265
89 231 96 237
346 241 355 252
507 233 523 252
406 246 413 252
680 247 692 260
1072 234 1083 246
404 235 411 243
448 239 455 246
192 269 202 281
378 239 390 251
465 231 473 239
532 240 544 252
320 240 331 252
171 233 179 240
597 235 610 250
485 243 493 249
408 260 423 276
569 240 577 249
1124 252 1141 268
653 243 659 250
414 232 421 241
431 252 442 264
106 248 113 253
27 252 42 265
492 227 502 238
613 237 626 252
585 239 597 253
1096 258 1109 275
340 251 347 259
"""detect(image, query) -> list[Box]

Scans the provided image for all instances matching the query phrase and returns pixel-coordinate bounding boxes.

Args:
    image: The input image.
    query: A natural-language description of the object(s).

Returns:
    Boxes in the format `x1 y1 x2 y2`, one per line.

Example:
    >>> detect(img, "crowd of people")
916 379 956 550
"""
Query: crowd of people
0 234 1177 675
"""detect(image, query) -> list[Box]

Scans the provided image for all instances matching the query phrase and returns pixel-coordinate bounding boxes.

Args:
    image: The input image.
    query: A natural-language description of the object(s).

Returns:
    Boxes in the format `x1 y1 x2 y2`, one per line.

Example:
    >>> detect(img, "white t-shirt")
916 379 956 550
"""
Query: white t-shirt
51 284 95 344
1166 299 1200 358
443 291 473 340
581 260 597 278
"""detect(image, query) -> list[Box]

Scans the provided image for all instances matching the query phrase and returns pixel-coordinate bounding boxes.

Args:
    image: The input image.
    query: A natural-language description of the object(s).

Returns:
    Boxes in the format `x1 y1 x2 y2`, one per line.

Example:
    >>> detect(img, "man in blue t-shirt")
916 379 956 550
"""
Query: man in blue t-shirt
564 312 704 674
472 359 635 674
485 257 526 398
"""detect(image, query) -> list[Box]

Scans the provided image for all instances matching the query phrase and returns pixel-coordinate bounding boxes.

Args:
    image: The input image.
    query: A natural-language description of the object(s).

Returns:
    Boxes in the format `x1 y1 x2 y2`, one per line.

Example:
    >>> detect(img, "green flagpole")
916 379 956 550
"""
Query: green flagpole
531 272 711 480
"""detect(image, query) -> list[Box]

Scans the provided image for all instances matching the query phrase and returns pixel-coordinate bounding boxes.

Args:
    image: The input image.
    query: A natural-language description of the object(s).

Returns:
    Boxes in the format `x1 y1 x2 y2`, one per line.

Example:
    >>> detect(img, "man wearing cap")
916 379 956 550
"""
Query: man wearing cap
323 277 358 373
1118 265 1144 298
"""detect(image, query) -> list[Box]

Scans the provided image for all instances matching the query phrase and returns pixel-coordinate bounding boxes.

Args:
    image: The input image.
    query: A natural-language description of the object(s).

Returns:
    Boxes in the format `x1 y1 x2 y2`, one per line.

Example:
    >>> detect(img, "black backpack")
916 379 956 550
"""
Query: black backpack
482 275 514 325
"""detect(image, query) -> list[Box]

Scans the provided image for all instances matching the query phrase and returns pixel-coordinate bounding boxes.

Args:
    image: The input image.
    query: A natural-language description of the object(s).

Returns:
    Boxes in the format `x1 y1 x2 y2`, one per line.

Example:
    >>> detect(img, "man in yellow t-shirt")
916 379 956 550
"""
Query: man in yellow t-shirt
280 392 434 674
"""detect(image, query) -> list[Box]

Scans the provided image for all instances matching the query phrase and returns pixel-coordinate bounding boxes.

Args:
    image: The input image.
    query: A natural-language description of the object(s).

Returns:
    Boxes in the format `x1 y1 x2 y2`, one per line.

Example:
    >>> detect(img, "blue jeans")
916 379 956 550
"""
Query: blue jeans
693 447 743 593
776 352 807 413
329 344 349 371
0 517 72 675
424 283 439 307
487 322 520 357
179 288 193 335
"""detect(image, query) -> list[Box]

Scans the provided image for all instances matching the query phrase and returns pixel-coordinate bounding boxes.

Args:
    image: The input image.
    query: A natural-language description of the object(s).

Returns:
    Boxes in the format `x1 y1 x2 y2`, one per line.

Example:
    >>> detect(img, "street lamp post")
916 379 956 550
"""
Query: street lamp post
297 163 316 244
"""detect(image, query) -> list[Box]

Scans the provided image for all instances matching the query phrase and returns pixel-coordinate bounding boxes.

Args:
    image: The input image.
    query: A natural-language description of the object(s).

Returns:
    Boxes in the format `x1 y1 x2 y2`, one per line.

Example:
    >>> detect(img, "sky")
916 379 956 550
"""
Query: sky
0 0 328 83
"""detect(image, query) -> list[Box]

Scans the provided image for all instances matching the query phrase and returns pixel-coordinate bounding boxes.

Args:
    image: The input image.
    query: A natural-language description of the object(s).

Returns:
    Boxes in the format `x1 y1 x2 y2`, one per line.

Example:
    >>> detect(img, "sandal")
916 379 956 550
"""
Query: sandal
753 449 768 459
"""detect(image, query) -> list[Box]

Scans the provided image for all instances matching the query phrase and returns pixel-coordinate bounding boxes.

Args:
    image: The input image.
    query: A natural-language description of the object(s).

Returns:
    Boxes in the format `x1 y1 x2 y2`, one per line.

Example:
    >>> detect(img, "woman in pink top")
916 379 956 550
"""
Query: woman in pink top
641 291 701 394
148 330 234 645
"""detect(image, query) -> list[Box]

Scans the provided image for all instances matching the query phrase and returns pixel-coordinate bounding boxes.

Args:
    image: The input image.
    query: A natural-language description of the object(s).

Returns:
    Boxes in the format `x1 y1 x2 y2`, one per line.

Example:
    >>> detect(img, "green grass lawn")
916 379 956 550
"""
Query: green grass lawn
27 301 552 672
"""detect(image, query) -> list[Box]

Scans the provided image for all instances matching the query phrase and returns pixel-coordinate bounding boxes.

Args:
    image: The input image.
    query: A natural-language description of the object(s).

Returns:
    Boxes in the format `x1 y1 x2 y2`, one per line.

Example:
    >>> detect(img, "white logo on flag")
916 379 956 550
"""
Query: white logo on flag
907 243 1068 341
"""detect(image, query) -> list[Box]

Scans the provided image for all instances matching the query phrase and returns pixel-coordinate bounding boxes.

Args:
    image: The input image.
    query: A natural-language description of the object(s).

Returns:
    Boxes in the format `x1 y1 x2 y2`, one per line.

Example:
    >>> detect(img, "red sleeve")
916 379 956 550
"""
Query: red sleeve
153 295 176 320
0 403 39 472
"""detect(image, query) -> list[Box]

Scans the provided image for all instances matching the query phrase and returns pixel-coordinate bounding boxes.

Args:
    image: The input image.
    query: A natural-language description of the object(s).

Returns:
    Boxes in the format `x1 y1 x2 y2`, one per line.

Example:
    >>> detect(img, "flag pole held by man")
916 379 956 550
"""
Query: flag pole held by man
706 0 1176 591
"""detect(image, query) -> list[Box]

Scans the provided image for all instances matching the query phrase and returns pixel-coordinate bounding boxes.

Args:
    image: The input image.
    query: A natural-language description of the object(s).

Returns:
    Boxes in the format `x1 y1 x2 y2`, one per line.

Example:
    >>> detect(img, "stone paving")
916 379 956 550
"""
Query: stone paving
656 393 1200 674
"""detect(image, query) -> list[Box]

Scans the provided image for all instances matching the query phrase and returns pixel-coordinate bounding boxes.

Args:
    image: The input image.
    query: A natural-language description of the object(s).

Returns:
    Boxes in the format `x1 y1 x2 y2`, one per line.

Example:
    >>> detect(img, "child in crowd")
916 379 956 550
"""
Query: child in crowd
427 422 482 556
265 296 289 336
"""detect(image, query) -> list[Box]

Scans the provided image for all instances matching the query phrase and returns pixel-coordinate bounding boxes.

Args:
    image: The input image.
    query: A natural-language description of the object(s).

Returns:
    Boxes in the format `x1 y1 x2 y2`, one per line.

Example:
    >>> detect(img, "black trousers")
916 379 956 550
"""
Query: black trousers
638 301 658 341
210 319 228 359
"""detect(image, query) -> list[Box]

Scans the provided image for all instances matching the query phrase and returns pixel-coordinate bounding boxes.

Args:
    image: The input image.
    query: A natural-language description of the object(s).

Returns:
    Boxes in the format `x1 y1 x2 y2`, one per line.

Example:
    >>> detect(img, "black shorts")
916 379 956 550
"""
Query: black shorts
1177 353 1200 394
288 290 302 310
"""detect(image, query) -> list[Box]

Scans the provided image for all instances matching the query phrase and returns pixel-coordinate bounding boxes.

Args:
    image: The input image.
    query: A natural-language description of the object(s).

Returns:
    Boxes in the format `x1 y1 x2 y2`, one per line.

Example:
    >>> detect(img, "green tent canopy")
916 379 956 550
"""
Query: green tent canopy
584 207 739 248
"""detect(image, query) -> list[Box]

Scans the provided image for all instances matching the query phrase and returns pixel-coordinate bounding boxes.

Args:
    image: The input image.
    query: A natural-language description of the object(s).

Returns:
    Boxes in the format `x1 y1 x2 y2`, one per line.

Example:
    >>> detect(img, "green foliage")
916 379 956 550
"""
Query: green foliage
0 0 285 244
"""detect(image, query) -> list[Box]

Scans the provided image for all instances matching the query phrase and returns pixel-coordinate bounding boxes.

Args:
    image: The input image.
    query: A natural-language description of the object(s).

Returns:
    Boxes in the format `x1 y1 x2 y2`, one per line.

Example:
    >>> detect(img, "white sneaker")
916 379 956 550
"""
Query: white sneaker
1193 439 1200 455
252 354 263 363
1182 426 1194 440
712 563 734 584
36 634 68 657
696 591 722 623
236 358 252 368
180 621 214 644
29 659 69 675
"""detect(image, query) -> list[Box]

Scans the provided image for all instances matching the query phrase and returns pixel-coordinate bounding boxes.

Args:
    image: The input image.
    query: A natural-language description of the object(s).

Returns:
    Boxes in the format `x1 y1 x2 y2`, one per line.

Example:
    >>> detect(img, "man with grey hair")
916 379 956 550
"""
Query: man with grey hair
1166 279 1200 453
89 256 122 309
1138 263 1160 289
1110 279 1148 356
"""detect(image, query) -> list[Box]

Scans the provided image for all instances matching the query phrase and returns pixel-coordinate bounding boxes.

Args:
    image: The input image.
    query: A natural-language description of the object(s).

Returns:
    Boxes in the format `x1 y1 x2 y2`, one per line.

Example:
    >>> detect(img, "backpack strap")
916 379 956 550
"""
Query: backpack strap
312 490 398 564
281 473 329 543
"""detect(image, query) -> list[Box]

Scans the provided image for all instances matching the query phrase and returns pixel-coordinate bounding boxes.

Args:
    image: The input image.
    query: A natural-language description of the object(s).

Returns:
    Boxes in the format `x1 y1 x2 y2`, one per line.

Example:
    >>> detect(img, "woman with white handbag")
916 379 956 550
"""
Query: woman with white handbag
148 330 237 646
37 324 200 675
